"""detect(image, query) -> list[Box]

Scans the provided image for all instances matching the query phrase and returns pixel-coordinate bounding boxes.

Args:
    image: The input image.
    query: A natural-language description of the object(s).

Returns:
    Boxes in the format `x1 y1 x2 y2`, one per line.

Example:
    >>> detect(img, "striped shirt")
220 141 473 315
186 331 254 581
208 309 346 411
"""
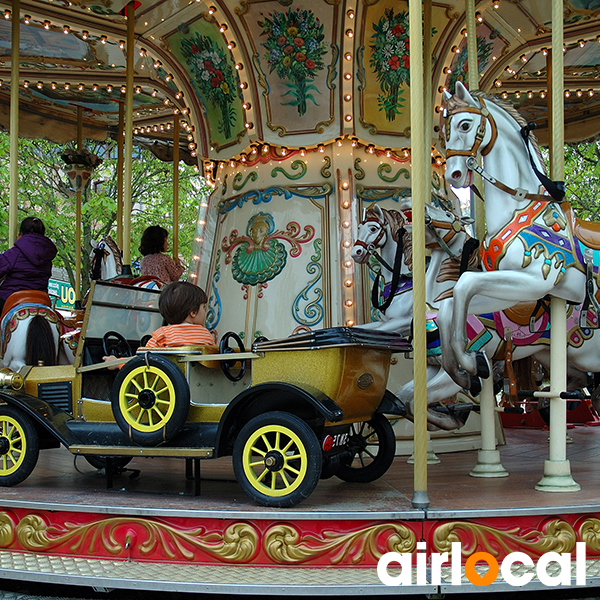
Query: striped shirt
145 323 215 348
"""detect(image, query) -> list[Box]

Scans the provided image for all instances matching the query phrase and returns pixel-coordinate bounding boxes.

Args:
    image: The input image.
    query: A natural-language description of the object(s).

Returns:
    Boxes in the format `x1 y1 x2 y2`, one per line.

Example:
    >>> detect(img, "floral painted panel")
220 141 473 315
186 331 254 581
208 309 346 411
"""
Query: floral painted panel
360 1 445 135
239 0 338 135
444 23 505 94
167 20 245 148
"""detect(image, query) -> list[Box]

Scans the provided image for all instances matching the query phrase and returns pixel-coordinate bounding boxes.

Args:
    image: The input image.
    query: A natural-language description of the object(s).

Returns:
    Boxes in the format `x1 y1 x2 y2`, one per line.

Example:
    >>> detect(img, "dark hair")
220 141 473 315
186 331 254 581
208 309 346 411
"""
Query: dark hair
20 216 45 236
139 225 168 256
158 281 208 325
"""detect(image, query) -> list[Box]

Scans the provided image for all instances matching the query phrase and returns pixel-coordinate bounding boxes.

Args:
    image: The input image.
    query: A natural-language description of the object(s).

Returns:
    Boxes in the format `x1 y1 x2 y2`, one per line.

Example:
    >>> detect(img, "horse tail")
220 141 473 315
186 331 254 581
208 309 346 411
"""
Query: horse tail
25 315 57 366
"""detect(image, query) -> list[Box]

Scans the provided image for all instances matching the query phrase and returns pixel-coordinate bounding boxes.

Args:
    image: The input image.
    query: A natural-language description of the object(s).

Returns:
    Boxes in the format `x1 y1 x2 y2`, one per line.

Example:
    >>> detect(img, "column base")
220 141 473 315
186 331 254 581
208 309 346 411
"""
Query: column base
407 450 441 465
536 460 580 492
470 449 508 478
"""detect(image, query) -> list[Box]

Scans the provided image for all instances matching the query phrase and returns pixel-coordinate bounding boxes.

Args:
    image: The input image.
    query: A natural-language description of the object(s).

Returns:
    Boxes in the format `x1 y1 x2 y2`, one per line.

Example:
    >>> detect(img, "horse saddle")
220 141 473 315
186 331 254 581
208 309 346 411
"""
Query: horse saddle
1 290 51 321
502 300 546 327
562 202 600 251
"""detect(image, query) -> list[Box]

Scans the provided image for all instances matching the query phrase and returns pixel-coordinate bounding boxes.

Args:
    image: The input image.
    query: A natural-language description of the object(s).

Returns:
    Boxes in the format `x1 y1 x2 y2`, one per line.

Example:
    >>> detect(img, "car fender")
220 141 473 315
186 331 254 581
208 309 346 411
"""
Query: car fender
0 390 76 447
214 382 343 457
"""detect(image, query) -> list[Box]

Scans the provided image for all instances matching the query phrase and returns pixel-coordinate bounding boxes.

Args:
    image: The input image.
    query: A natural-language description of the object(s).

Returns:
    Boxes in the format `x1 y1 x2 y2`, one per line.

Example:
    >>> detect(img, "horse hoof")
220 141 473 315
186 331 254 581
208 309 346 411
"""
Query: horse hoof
475 351 491 379
448 403 473 427
469 376 482 397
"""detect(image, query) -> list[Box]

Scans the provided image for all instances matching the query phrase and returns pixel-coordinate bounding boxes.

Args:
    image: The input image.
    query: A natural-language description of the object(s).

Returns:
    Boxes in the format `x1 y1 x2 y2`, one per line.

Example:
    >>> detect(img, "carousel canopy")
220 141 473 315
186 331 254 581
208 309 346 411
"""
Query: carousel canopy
0 0 599 166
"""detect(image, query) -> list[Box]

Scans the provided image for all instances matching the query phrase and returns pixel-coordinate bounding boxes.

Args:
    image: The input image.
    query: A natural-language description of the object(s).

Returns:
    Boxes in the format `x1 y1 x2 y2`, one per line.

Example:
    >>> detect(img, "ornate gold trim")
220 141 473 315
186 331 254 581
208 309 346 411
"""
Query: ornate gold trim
8 513 259 563
433 519 576 557
264 523 415 564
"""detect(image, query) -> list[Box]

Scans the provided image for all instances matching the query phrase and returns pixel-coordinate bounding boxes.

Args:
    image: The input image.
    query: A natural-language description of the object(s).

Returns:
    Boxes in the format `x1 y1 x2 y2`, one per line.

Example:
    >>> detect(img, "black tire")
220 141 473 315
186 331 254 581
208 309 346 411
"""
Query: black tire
0 405 39 486
336 414 396 483
111 354 190 446
233 411 321 508
83 455 133 471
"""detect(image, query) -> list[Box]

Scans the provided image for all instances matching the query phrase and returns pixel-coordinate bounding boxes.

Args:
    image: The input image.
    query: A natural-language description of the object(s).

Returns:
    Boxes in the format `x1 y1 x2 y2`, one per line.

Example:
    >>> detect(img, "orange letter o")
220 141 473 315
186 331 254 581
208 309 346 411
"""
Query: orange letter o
464 552 499 587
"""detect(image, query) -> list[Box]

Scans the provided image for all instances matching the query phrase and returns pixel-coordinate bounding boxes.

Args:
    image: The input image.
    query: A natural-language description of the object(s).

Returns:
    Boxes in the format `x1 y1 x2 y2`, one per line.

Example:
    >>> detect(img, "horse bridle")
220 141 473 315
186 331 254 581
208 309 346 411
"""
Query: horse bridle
445 96 498 160
354 217 395 272
90 241 109 281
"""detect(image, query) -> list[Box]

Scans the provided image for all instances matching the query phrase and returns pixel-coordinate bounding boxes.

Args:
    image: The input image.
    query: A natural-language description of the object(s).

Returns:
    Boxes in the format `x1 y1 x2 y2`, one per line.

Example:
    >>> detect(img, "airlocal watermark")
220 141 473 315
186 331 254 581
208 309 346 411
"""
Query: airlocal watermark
377 542 587 587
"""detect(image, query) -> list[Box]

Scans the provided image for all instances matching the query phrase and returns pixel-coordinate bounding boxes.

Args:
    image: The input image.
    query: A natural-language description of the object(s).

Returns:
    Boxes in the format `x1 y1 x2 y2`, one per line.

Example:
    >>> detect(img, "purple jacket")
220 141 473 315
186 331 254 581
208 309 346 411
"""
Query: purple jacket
0 233 57 302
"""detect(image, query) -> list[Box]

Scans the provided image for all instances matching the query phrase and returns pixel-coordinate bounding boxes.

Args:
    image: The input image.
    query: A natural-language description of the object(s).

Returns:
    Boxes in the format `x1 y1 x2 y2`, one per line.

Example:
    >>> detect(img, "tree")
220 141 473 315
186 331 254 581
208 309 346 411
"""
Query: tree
563 136 600 221
0 133 209 294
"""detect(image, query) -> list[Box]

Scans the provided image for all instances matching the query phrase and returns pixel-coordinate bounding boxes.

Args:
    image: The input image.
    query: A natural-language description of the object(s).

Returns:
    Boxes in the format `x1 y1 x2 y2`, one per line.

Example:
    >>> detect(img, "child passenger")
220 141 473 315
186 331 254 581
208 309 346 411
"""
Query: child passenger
144 281 215 347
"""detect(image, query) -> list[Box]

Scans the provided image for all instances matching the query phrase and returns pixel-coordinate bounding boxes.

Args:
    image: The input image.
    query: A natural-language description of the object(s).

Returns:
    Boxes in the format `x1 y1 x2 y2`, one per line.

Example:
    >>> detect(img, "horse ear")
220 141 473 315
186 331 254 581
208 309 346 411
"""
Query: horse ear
460 215 475 226
455 81 478 108
373 203 385 224
442 90 452 104
90 239 98 249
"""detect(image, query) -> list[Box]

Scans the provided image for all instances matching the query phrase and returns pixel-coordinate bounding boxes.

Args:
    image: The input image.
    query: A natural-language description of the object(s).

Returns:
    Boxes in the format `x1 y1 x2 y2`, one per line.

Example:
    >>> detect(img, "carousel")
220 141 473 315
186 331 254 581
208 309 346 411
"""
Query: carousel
0 0 600 595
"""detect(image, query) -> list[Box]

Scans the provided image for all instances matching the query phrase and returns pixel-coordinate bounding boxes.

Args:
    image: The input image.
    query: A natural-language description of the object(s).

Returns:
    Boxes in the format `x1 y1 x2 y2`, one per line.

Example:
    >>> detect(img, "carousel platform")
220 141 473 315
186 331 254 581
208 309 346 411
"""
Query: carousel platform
0 427 599 596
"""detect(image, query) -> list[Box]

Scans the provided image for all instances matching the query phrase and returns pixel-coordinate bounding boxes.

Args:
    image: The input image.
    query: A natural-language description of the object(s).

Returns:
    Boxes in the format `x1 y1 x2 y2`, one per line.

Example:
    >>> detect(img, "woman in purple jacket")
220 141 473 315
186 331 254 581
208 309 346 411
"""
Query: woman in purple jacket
0 217 57 315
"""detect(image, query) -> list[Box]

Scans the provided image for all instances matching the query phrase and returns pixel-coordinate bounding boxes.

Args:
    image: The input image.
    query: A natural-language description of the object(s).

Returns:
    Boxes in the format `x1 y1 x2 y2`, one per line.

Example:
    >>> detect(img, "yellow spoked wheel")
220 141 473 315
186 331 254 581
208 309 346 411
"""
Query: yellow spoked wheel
0 405 39 486
233 411 321 508
112 355 190 446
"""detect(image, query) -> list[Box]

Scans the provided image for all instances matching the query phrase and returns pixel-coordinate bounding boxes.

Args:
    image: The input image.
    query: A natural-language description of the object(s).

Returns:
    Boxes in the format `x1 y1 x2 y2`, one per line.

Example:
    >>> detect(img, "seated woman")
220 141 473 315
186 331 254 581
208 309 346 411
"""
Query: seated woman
138 225 185 284
0 216 57 316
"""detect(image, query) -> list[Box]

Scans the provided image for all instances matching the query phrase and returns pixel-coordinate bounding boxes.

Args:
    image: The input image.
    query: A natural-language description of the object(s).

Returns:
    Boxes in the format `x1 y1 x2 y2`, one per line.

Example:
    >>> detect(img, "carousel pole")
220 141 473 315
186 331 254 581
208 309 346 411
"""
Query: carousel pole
423 0 440 465
536 0 579 492
172 113 180 261
74 106 83 308
409 0 429 509
465 0 506 478
465 0 485 240
9 0 19 247
116 102 124 251
121 0 135 277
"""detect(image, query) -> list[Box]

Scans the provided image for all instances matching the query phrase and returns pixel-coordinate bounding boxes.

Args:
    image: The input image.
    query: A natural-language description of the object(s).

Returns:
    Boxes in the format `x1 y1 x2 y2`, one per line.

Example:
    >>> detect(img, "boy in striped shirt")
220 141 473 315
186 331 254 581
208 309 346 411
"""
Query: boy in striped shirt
144 281 215 347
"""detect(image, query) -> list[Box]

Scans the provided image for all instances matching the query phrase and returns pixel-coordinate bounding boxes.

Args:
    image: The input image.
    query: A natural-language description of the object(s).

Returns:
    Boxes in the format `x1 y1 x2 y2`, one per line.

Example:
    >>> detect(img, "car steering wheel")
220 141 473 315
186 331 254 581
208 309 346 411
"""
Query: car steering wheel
219 332 247 382
102 331 133 358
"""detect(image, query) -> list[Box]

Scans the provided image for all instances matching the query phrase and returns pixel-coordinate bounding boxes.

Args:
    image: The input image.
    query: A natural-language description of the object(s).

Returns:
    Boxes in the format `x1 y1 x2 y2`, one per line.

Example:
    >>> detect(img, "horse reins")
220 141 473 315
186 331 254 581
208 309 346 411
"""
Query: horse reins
445 97 565 204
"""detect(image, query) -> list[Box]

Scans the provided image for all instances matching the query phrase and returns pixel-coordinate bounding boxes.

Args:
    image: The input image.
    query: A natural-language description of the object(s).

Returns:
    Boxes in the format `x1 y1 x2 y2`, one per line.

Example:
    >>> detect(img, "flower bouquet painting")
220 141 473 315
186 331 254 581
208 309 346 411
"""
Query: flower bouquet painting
369 8 411 122
61 148 103 192
181 33 238 139
258 7 327 117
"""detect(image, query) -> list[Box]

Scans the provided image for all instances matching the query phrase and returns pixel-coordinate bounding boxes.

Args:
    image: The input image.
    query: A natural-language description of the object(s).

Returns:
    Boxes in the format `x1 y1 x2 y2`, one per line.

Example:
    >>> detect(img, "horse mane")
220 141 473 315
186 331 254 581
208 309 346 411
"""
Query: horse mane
447 88 545 170
433 237 480 303
470 90 545 171
103 235 123 275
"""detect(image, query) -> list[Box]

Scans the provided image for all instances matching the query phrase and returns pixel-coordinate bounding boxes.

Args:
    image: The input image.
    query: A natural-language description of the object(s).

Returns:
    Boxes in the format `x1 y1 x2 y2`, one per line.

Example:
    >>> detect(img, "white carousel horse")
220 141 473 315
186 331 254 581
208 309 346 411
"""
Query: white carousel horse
0 291 76 372
351 204 412 333
353 201 594 430
352 202 482 430
90 235 122 282
89 236 163 289
396 201 595 430
440 81 593 390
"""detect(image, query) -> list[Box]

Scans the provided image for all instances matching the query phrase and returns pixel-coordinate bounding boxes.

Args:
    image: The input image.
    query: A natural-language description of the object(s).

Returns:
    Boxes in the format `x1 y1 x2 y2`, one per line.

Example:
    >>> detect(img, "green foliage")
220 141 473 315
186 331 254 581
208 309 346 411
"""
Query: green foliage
0 133 209 294
563 138 600 221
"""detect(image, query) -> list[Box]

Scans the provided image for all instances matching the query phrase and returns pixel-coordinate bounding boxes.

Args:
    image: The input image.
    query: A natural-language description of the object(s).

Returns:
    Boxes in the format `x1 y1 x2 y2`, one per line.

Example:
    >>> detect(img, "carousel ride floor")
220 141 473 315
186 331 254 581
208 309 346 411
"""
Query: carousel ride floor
1 426 598 518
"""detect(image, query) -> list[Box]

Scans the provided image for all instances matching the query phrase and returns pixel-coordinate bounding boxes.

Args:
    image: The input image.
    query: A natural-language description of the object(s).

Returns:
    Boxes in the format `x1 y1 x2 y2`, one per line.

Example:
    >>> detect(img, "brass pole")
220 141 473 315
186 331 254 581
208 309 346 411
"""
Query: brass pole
75 106 83 304
9 0 19 247
122 1 135 275
173 113 180 260
117 101 124 250
409 0 429 509
466 0 484 238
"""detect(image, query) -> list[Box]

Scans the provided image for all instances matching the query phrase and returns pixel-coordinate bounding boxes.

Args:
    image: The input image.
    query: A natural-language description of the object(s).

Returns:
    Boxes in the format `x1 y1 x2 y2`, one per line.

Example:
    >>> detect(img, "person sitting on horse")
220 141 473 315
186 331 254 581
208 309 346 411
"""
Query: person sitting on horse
138 225 185 284
0 216 57 316
144 281 215 347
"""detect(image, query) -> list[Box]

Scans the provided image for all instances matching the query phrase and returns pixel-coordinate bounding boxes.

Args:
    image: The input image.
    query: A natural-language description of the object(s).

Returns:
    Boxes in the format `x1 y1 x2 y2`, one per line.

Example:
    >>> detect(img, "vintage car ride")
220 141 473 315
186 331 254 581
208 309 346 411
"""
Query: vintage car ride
0 281 411 507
